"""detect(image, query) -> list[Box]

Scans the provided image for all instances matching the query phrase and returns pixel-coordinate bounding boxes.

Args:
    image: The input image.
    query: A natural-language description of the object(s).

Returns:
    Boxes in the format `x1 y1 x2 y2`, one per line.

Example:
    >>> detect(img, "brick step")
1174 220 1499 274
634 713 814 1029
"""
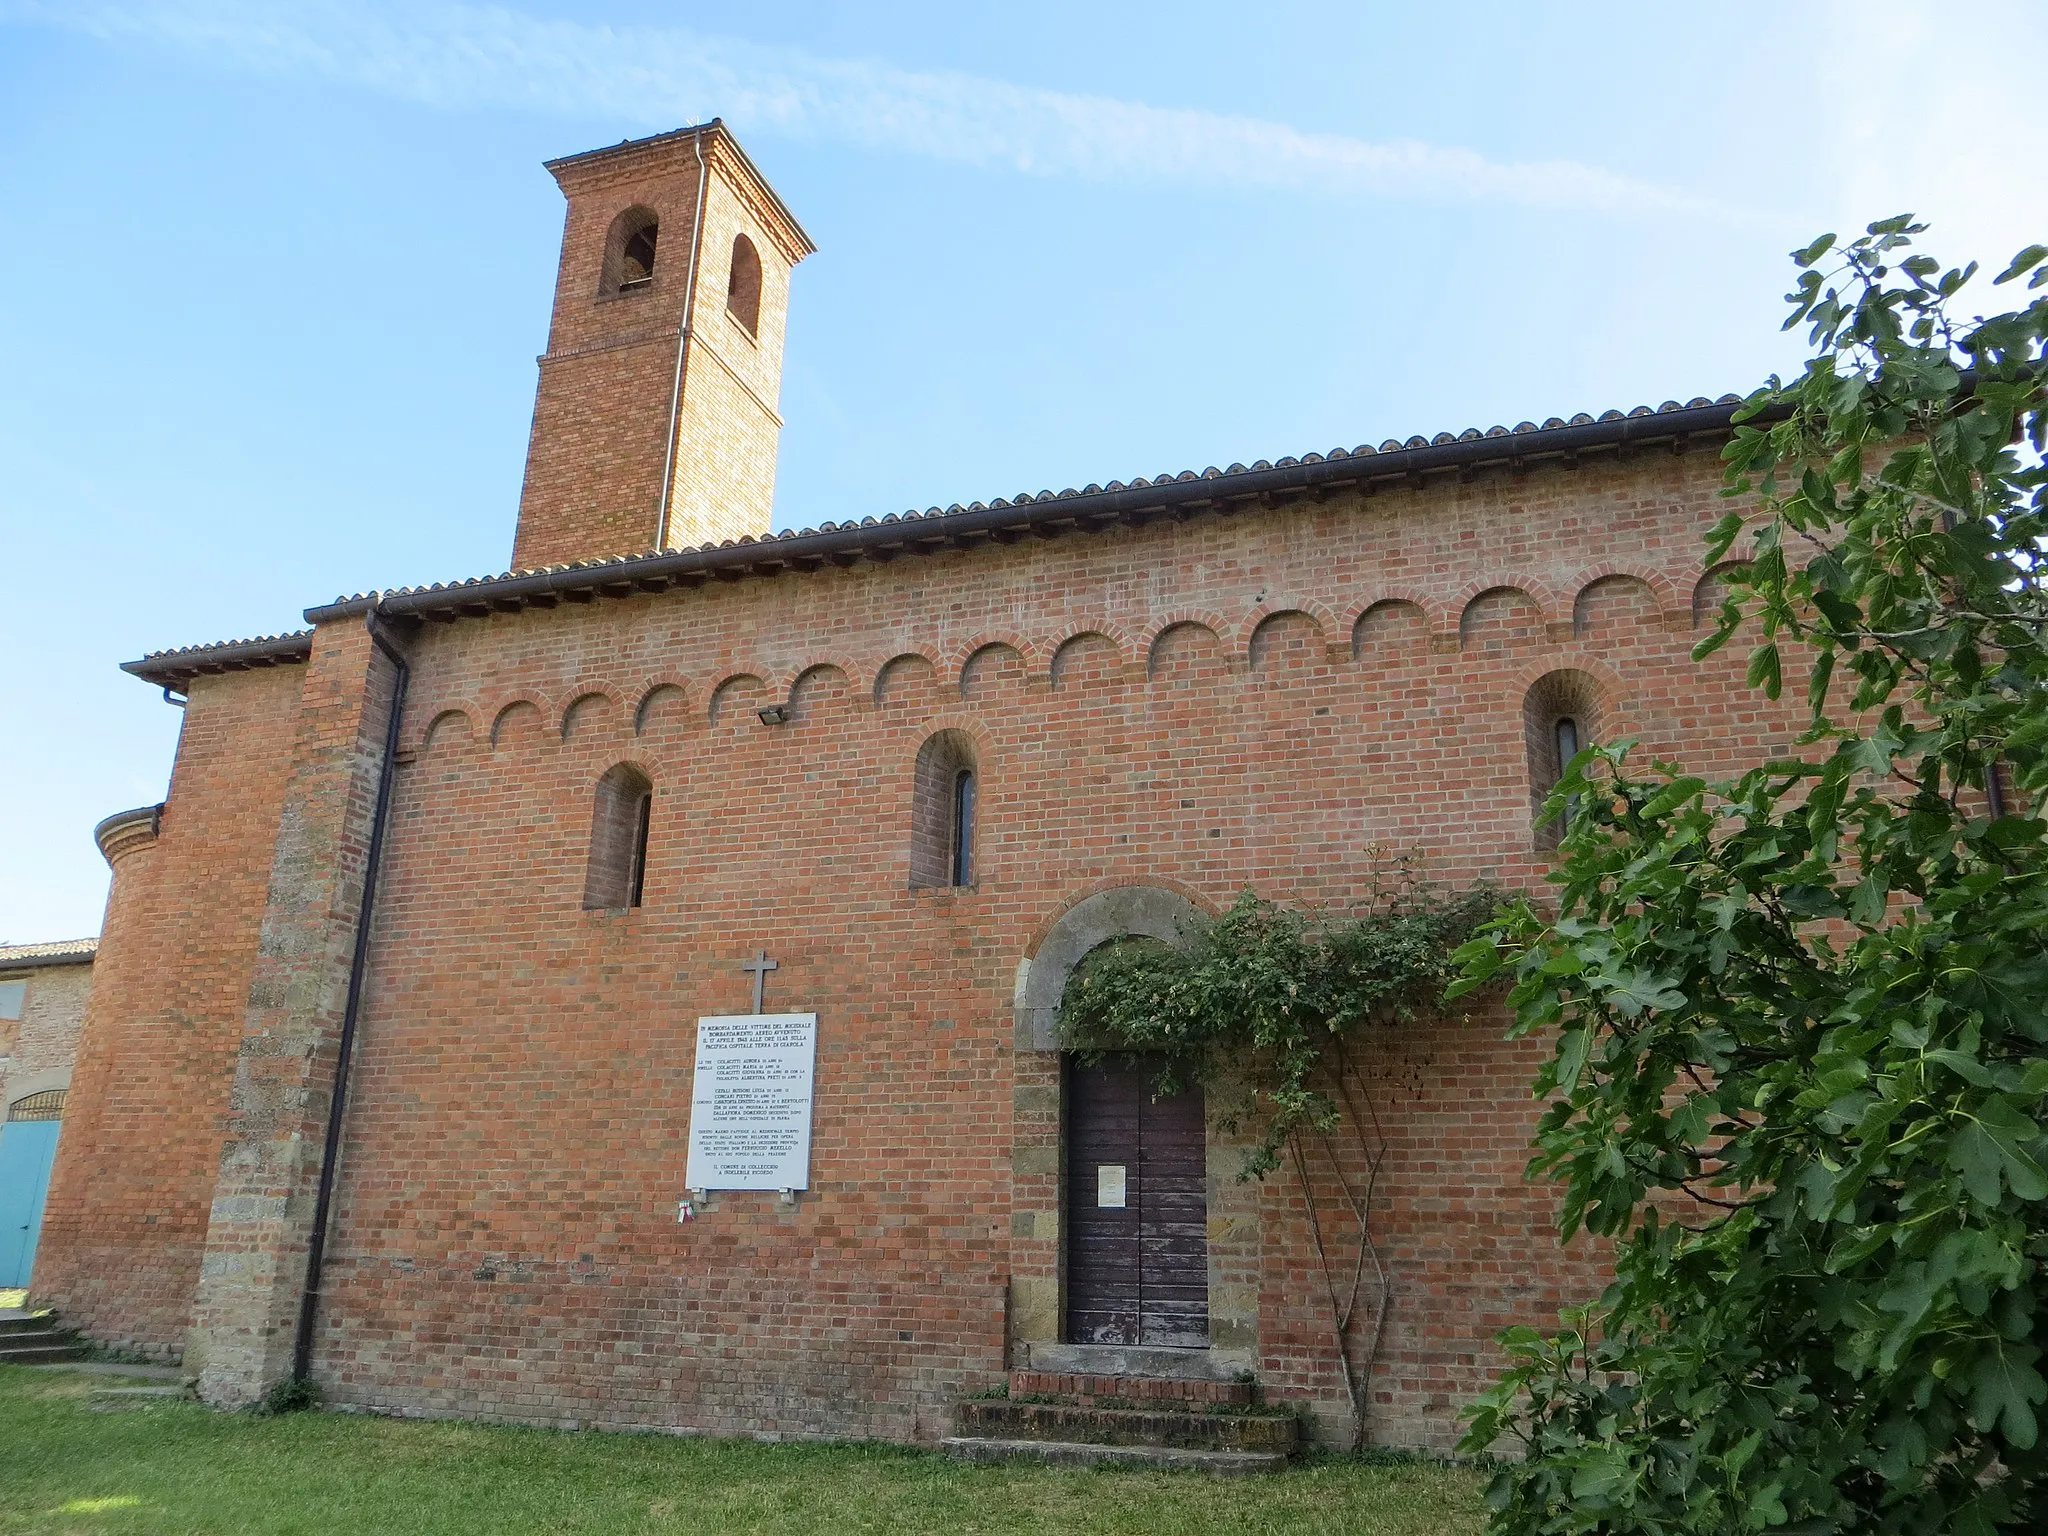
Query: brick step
957 1398 1296 1454
941 1437 1287 1475
1009 1369 1253 1408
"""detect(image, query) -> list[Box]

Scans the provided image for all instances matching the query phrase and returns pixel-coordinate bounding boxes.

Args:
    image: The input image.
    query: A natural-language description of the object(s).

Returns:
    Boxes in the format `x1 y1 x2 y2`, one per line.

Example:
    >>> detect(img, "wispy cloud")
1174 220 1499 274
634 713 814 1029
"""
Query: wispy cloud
7 0 1717 215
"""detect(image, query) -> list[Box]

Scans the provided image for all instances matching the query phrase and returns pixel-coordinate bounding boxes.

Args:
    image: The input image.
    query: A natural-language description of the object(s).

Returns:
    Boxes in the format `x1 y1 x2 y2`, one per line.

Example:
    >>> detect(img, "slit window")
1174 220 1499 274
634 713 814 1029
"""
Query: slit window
1554 715 1580 766
911 730 978 889
952 770 977 887
584 763 654 910
1523 671 1600 851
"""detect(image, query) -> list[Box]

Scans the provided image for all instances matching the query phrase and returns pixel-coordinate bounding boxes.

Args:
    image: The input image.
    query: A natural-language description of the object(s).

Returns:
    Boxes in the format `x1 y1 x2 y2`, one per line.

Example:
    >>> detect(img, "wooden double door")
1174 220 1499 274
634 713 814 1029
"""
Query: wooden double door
1063 1057 1209 1348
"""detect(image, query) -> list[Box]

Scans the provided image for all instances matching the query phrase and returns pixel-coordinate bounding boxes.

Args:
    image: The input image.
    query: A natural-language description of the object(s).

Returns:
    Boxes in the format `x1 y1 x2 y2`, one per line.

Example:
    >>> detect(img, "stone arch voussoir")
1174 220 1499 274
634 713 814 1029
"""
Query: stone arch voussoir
4 1066 71 1108
1014 880 1216 1050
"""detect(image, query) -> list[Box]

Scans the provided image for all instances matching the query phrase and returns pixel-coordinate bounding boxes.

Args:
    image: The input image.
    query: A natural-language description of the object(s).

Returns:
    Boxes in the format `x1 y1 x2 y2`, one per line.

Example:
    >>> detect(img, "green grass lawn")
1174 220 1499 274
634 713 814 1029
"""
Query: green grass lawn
0 1365 1484 1535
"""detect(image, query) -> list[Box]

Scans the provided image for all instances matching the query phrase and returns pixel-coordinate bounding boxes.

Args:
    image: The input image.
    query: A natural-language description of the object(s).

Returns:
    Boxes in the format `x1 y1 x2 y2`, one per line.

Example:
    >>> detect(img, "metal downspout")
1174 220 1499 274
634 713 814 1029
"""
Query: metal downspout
291 610 410 1383
656 129 711 551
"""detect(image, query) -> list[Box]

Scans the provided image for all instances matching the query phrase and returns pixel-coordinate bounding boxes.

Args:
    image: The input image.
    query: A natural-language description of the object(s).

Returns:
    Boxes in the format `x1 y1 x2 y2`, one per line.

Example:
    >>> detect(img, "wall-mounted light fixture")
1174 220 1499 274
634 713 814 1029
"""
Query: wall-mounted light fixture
757 703 791 726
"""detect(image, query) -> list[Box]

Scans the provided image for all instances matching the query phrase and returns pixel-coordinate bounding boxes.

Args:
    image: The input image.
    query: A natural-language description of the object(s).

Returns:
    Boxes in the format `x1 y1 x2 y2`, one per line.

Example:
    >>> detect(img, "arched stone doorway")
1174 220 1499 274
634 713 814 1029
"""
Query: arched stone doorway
1007 885 1259 1373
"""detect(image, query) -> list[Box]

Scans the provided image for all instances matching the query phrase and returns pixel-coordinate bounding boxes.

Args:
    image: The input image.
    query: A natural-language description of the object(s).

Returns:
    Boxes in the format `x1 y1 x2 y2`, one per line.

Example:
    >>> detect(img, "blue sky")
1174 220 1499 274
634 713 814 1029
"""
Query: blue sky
2 0 2042 942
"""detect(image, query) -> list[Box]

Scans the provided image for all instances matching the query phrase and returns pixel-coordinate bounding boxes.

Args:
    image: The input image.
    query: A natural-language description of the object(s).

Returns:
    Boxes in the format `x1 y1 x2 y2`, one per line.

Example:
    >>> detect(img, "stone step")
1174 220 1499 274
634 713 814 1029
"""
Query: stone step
0 1310 61 1336
1024 1343 1246 1382
941 1436 1287 1475
958 1398 1296 1454
1009 1369 1253 1408
88 1385 195 1412
0 1343 85 1366
30 1361 185 1382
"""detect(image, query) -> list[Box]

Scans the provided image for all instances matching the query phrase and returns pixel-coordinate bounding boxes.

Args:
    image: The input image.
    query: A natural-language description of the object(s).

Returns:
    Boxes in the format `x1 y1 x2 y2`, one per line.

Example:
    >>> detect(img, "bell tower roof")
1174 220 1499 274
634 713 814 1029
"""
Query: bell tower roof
543 122 816 266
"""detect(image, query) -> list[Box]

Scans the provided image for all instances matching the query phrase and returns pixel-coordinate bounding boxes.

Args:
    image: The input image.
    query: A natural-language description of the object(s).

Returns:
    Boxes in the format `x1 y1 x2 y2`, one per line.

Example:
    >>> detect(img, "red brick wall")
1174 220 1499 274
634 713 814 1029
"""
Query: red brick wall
270 447 1809 1445
33 666 303 1356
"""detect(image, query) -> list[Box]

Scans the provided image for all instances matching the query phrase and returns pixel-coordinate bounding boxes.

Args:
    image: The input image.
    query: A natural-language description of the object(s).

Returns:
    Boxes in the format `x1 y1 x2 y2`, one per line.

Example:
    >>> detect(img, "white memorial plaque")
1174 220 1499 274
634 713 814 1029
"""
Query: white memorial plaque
685 1013 818 1191
1097 1164 1128 1209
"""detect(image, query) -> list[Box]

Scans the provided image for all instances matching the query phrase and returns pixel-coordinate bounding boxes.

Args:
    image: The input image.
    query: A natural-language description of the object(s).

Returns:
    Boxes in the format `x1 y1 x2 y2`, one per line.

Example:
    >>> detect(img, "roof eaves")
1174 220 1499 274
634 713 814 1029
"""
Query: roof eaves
364 393 1767 626
0 937 99 971
122 631 315 690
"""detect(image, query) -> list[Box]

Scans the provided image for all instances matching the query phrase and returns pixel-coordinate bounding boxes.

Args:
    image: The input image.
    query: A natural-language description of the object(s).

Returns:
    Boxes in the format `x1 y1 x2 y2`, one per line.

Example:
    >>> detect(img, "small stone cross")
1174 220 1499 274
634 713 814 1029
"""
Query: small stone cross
741 951 778 1014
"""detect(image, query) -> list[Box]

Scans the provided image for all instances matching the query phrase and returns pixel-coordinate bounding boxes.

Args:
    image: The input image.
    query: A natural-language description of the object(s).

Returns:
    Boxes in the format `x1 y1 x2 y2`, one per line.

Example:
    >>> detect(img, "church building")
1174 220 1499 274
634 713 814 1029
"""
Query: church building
30 122 1803 1456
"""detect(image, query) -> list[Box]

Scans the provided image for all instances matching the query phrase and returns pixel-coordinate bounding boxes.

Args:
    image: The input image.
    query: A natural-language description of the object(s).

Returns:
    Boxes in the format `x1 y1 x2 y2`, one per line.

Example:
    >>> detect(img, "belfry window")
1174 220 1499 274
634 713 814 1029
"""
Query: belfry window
1523 670 1600 850
621 224 658 288
727 233 762 335
602 207 659 297
911 730 978 889
583 763 653 910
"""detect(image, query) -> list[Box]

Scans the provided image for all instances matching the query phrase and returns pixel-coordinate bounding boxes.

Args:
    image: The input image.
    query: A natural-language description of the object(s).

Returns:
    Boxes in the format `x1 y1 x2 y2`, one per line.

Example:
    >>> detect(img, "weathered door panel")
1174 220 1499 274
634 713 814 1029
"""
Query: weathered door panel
1064 1058 1209 1347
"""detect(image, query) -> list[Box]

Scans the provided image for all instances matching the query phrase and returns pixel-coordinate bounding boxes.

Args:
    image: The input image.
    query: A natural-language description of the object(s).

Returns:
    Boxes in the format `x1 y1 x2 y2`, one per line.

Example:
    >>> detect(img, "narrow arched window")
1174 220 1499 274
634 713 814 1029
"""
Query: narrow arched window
952 769 977 887
1554 715 1580 767
727 233 762 335
583 763 653 910
602 206 659 297
1524 671 1600 850
911 731 978 889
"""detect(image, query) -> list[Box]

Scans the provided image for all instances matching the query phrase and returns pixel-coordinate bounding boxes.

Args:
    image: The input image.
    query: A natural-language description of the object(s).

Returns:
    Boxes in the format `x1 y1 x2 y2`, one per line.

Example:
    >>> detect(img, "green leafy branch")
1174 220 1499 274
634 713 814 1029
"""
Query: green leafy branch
1453 220 2048 1535
1057 862 1493 1448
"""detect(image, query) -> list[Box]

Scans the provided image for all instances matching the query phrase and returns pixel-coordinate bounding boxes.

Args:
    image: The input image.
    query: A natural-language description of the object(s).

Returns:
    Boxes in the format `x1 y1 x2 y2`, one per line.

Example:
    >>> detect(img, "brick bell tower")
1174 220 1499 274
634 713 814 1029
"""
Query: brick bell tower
510 122 816 570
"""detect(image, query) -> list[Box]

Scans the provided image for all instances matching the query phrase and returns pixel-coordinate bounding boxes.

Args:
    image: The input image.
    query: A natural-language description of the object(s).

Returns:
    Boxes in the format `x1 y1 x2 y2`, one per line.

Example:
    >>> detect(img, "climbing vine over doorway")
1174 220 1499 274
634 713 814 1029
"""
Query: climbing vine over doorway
1057 866 1495 1449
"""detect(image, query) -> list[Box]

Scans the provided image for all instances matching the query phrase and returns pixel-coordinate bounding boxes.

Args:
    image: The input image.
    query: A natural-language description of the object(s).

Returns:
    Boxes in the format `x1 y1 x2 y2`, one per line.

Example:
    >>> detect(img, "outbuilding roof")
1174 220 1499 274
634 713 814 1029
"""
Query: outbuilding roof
0 937 98 971
125 391 1767 688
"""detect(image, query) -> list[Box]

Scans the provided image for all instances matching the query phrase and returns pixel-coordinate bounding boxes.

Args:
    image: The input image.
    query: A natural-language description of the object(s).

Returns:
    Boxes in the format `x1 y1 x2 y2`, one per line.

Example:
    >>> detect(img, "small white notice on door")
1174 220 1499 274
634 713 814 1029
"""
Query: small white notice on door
685 1013 818 1191
1097 1164 1127 1208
